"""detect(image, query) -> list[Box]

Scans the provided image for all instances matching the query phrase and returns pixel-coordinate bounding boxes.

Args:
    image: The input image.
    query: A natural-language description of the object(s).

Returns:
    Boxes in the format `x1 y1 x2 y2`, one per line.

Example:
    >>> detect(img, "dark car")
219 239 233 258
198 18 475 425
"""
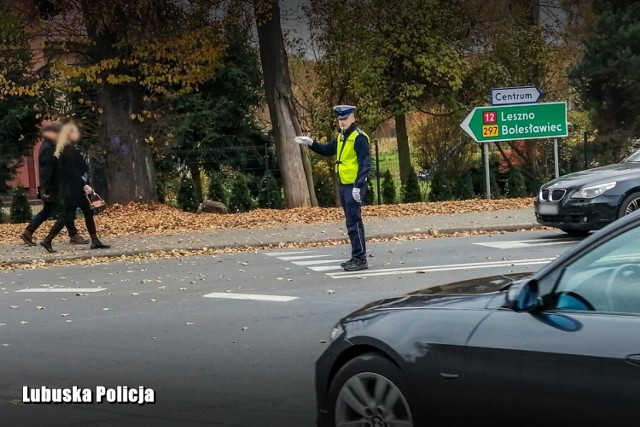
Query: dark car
316 213 640 427
535 150 640 235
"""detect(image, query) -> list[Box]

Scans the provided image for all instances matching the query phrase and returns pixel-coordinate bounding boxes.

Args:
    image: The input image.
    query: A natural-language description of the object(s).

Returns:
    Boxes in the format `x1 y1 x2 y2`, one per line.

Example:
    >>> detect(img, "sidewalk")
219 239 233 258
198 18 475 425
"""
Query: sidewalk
0 208 537 266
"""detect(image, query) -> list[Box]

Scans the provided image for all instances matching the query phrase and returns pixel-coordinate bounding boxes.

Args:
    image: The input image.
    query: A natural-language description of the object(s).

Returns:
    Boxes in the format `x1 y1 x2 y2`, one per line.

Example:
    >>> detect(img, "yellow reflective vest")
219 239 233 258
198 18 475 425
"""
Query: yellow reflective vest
335 128 369 185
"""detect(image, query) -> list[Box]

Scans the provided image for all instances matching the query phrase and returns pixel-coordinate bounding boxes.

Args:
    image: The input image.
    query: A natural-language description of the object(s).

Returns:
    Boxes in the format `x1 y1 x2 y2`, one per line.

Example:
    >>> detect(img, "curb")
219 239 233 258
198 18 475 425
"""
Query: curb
0 222 540 269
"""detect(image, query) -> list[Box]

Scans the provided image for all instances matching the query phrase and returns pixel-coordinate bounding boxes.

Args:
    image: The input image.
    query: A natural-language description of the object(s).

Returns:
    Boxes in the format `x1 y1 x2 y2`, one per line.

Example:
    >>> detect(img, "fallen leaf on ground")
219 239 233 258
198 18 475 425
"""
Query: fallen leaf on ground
0 198 533 244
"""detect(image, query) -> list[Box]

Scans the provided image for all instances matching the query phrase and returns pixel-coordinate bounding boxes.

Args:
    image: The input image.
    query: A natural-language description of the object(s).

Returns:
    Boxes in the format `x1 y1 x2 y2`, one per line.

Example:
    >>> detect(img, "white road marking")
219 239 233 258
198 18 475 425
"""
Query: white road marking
278 254 333 261
266 250 346 272
474 239 577 249
309 265 345 272
263 251 315 257
293 259 347 266
15 288 107 293
203 293 298 302
327 258 556 279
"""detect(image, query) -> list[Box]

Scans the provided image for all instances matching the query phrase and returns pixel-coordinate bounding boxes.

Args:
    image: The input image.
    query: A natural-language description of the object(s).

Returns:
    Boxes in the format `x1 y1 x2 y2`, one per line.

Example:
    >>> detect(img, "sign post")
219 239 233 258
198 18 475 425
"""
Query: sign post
460 101 568 199
483 143 490 200
554 138 560 179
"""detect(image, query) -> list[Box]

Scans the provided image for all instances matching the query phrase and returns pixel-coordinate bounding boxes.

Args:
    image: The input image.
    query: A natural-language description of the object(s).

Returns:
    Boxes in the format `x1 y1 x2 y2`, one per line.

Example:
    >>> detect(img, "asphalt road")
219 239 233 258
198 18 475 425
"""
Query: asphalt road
0 230 584 427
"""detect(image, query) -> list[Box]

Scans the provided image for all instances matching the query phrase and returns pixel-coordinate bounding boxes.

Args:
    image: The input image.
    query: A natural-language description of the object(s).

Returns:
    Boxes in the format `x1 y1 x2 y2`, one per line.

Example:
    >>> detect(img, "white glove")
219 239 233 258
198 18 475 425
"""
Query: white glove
352 187 361 203
295 136 313 146
84 185 94 195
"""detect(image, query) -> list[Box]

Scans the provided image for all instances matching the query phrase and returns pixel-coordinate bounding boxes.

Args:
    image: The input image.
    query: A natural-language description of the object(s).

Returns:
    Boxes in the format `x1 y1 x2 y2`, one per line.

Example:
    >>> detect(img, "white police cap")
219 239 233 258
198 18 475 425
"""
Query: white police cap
333 105 357 117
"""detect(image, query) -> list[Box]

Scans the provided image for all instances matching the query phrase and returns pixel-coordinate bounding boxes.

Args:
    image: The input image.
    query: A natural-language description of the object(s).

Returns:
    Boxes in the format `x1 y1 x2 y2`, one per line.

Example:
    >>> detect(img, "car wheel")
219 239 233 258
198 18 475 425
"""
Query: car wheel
328 352 418 427
619 192 640 218
560 229 590 237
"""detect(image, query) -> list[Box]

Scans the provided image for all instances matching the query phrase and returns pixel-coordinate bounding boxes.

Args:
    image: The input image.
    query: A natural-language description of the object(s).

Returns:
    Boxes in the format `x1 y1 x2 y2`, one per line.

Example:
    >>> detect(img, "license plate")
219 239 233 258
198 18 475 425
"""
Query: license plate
537 204 559 215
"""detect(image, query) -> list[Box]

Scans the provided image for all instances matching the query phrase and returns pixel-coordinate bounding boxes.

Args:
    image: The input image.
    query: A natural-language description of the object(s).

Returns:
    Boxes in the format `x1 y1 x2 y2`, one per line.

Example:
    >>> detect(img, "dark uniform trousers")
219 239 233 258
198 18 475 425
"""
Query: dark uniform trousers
339 183 366 260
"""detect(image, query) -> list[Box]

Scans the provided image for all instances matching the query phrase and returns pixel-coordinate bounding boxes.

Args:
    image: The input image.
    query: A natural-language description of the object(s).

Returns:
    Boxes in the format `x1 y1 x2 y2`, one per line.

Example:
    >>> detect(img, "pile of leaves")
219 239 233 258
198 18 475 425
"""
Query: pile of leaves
0 198 533 244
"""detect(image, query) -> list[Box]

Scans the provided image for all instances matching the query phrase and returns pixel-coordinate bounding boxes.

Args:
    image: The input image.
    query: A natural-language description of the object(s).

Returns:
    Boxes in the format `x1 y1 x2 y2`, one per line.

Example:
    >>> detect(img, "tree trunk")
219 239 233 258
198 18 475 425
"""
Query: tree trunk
189 163 203 203
395 113 412 185
98 83 157 204
300 146 318 207
254 0 315 208
85 16 157 204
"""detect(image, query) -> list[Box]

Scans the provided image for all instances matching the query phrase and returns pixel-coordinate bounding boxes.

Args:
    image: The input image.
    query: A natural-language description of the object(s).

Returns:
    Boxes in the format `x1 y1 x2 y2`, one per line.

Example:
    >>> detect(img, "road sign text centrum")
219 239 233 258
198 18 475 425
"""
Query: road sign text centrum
490 86 543 106
460 102 568 143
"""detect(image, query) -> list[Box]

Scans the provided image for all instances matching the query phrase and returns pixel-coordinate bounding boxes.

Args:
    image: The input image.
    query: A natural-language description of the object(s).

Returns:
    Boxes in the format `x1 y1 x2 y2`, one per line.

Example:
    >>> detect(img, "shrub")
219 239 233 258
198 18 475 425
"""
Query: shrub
429 169 452 202
506 167 527 198
228 174 254 212
490 170 502 198
525 172 544 196
208 171 228 205
177 176 199 212
10 186 32 223
312 160 336 208
402 167 422 203
364 179 375 205
258 170 284 209
156 181 167 204
456 172 475 200
381 170 396 204
315 176 335 207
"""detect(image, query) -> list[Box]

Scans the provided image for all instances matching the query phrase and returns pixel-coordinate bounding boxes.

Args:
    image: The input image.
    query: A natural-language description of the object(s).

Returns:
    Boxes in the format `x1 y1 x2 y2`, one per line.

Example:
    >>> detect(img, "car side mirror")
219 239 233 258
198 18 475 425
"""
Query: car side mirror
506 279 541 312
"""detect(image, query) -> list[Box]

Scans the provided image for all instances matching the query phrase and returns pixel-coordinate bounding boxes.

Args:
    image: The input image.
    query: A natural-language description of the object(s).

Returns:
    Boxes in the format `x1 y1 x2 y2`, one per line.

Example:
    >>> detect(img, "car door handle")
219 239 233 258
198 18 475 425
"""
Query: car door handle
626 354 640 367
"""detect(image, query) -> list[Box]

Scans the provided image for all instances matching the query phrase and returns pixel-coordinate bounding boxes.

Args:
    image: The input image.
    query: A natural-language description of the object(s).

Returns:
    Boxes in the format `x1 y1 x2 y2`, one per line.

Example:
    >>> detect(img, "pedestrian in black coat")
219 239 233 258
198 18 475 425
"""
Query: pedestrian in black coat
20 122 89 246
40 123 110 253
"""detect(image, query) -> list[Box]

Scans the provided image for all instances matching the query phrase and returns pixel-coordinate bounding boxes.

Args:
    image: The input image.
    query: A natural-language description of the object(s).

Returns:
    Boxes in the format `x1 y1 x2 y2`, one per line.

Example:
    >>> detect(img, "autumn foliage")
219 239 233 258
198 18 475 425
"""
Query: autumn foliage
0 198 533 244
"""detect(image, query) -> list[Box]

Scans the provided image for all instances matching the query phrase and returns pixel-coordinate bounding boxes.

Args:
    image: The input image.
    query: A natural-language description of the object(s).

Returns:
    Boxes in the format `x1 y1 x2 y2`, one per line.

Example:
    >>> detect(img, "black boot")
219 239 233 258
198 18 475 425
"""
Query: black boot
40 240 56 253
343 257 368 272
90 234 110 250
340 258 354 268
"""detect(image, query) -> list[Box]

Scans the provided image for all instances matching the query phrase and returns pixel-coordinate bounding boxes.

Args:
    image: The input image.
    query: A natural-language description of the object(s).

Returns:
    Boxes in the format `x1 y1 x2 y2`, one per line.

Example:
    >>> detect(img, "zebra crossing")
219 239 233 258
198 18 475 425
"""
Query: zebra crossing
264 251 348 272
263 250 557 279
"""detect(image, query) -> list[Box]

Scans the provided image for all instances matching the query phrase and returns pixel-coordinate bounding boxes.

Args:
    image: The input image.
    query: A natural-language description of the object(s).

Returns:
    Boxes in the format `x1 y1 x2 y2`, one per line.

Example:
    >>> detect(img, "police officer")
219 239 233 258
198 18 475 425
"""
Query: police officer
295 105 371 271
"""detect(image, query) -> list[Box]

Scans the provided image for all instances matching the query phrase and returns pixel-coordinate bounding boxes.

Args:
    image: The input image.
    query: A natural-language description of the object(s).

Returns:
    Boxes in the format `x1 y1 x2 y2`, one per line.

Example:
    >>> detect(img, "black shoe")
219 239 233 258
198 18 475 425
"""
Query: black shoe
20 231 37 246
340 258 354 268
90 242 111 250
40 241 56 253
343 257 368 272
69 234 90 245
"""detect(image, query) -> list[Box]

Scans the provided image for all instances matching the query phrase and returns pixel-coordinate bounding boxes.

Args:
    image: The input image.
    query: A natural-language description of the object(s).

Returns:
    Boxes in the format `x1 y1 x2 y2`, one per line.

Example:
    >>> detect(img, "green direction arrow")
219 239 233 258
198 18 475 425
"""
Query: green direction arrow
460 102 567 143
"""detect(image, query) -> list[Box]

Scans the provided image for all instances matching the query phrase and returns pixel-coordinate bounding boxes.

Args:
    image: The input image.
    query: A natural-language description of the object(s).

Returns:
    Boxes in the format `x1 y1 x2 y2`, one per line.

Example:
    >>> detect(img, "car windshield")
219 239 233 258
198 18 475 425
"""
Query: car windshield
622 149 640 162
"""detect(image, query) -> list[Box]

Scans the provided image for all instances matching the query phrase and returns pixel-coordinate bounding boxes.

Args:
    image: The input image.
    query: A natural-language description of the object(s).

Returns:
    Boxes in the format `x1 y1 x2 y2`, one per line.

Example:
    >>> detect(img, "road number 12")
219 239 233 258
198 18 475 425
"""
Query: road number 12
483 111 497 124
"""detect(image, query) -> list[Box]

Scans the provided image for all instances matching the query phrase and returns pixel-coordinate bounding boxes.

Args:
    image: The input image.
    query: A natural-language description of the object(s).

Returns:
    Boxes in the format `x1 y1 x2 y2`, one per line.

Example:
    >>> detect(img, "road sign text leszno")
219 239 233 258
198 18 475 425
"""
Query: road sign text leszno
460 102 568 143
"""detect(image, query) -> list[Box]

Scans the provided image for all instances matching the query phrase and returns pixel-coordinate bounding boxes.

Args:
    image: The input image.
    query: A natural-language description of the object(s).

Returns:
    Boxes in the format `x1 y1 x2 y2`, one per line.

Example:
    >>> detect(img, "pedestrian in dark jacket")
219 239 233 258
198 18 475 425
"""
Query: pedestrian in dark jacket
40 123 110 253
20 122 88 246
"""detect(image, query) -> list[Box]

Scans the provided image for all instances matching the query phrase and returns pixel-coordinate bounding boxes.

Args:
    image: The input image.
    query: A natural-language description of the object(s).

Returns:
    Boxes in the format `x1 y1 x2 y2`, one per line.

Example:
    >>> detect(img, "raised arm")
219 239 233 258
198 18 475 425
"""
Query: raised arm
295 136 338 157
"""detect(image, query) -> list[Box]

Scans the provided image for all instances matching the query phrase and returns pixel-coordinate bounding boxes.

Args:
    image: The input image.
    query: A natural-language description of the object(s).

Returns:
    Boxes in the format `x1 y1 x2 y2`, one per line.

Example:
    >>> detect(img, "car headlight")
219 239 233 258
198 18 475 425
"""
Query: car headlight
329 323 344 342
571 182 616 199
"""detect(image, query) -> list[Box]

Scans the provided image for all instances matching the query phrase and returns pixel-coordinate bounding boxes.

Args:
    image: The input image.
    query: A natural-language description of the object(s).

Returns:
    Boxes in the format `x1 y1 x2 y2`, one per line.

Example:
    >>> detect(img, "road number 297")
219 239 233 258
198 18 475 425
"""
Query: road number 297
482 125 499 138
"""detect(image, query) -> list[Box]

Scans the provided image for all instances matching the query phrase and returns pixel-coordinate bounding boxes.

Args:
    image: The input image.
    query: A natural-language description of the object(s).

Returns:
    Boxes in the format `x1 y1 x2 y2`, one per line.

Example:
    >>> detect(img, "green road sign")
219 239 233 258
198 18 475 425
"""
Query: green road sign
460 102 567 143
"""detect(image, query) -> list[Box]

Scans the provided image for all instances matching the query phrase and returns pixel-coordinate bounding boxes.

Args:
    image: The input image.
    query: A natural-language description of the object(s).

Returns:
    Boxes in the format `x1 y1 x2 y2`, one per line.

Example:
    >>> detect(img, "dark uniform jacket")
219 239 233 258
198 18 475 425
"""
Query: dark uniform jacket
309 122 371 189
